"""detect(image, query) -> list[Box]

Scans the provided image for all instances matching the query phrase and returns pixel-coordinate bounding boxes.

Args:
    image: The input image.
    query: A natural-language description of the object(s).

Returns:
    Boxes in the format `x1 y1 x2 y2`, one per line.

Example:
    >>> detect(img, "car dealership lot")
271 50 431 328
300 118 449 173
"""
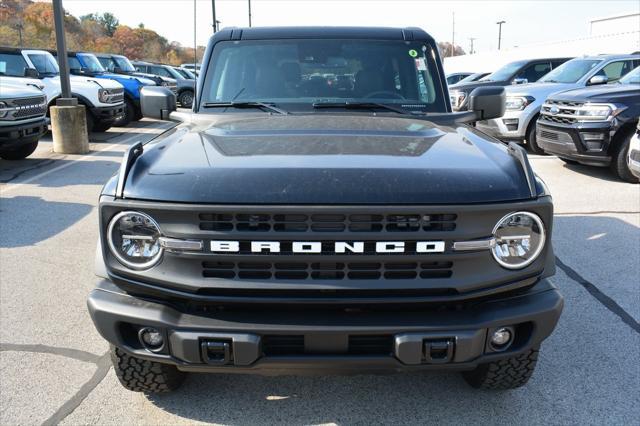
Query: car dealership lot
0 122 638 425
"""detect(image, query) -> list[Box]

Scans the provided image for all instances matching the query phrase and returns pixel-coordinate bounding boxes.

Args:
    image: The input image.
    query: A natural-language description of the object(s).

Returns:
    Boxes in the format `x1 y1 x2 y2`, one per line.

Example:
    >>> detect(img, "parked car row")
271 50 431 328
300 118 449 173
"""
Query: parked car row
1 45 197 160
448 54 640 182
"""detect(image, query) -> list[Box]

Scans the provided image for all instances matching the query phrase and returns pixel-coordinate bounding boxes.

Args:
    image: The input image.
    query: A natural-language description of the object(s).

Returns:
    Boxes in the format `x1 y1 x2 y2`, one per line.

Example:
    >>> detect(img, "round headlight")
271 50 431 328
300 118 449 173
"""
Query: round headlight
0 101 8 118
491 211 545 269
107 211 163 270
98 88 109 103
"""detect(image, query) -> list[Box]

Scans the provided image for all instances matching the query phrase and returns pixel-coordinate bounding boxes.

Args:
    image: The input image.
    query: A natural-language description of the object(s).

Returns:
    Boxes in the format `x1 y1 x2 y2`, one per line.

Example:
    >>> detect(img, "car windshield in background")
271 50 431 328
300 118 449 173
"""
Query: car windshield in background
27 53 59 75
619 66 640 85
201 39 446 112
539 59 601 83
78 54 106 73
114 56 136 72
480 61 526 82
0 53 28 76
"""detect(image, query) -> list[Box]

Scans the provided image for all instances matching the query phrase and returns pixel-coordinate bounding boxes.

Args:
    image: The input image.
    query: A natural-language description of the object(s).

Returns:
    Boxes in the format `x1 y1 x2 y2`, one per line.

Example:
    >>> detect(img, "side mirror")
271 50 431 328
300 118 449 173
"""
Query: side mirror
24 67 39 78
588 75 608 85
468 86 505 120
113 66 123 74
140 86 177 120
512 77 528 85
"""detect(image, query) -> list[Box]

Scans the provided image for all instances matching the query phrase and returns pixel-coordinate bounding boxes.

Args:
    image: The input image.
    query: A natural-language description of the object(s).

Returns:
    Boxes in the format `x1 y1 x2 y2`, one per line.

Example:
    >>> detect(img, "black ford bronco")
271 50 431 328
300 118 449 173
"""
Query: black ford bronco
88 27 563 393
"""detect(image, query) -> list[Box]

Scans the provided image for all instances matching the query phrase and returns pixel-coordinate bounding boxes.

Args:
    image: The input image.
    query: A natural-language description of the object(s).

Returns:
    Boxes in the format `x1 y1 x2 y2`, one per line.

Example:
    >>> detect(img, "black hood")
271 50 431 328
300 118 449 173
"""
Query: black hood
449 79 510 92
548 84 640 103
117 114 536 204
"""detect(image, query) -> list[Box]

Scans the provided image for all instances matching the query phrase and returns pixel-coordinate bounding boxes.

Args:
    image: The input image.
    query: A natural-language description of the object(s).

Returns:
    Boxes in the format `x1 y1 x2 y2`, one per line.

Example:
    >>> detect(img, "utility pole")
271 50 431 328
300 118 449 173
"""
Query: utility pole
248 0 252 27
468 37 476 54
451 12 455 57
211 0 217 32
51 0 89 154
496 20 506 50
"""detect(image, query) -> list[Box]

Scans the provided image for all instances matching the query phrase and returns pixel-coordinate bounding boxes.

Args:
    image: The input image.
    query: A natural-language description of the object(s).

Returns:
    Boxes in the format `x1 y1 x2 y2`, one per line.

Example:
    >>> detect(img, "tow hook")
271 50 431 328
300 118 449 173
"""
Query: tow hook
200 340 233 365
423 339 454 364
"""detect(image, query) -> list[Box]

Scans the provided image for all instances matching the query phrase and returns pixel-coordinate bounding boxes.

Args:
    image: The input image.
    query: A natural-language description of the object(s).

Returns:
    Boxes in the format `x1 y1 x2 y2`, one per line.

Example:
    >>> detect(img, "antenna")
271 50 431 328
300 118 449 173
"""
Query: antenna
193 0 197 110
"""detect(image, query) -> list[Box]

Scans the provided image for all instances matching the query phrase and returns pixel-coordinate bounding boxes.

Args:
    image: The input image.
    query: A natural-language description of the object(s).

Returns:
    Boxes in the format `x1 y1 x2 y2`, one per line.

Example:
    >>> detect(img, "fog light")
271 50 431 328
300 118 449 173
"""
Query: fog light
138 327 164 350
490 327 513 348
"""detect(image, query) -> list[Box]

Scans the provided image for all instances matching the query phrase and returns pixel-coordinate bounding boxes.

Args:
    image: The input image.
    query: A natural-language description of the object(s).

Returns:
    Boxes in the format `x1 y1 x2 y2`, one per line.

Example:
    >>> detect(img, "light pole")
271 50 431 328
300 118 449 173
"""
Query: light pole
211 0 217 32
248 0 252 27
496 20 506 50
469 37 476 54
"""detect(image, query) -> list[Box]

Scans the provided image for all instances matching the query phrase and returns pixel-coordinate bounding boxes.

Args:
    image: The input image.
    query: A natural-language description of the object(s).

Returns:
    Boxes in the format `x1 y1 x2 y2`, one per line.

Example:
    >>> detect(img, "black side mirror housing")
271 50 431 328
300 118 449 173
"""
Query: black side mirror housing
468 86 505 120
24 67 40 79
113 66 123 74
140 86 177 120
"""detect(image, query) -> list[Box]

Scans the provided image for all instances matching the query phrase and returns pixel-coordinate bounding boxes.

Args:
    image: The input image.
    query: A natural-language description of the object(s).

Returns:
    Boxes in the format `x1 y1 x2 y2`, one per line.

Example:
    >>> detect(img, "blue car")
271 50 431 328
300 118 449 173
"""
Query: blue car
52 51 156 125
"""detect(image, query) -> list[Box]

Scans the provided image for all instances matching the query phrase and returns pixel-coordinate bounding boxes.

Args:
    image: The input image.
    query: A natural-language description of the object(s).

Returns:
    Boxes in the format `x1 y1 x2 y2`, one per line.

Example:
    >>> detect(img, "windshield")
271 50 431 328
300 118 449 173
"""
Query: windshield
27 53 59 75
113 56 136 72
459 72 487 83
619 66 640 85
480 61 526 82
78 53 106 73
0 53 29 77
539 59 601 83
201 39 446 112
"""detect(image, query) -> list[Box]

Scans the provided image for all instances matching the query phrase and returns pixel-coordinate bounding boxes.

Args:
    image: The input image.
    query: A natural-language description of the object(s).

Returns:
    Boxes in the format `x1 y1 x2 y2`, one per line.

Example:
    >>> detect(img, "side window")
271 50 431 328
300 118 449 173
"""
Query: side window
551 60 566 69
68 57 82 71
151 66 171 77
596 61 634 82
516 62 551 82
134 65 146 73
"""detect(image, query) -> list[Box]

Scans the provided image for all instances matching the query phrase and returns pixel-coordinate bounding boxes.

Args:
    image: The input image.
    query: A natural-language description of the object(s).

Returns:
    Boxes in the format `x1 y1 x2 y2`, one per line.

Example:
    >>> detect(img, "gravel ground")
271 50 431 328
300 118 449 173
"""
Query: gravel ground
1 120 638 425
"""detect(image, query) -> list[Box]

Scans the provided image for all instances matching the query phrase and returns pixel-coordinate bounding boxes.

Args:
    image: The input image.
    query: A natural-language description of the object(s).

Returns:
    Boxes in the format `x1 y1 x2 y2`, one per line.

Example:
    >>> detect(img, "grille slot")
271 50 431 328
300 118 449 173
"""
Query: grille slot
348 335 394 355
199 213 456 233
202 261 453 280
261 335 393 356
262 335 305 355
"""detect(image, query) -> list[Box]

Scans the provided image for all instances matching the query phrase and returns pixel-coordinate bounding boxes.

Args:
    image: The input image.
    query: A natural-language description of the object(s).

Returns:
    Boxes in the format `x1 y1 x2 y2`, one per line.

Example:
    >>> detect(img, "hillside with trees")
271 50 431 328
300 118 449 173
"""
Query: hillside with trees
0 0 204 64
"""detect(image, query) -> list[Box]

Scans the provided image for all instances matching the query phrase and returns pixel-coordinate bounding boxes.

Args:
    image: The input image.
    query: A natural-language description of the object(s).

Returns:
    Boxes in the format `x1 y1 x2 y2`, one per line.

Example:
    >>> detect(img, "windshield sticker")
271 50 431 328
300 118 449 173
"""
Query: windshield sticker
408 49 418 58
415 58 427 71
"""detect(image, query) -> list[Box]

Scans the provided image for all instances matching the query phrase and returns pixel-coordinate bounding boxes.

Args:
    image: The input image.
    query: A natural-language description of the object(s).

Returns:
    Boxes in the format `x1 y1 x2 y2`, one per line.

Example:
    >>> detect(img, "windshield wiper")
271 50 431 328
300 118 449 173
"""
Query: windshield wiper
312 101 418 115
202 101 288 115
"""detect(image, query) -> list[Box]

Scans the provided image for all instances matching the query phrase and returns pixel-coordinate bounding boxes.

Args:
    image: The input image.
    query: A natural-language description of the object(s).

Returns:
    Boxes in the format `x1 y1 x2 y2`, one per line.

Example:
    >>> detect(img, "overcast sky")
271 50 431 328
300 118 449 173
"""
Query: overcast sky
62 0 638 53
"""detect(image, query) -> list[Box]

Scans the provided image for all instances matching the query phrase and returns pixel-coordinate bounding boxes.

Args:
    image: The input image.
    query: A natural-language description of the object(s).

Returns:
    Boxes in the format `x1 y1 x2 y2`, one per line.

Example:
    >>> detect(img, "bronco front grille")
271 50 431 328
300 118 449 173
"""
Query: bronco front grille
202 261 453 280
1 96 47 120
199 213 457 233
106 88 124 103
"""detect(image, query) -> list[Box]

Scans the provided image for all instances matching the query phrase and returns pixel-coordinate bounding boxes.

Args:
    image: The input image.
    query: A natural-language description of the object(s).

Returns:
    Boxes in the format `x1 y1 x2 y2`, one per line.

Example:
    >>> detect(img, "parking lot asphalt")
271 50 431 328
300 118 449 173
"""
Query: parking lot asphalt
1 120 639 425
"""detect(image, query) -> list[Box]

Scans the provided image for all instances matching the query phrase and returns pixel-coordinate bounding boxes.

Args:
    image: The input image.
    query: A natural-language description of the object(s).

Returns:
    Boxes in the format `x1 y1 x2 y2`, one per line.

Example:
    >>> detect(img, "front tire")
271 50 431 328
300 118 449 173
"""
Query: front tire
526 122 546 155
178 90 194 109
110 346 185 393
115 99 134 127
462 348 539 390
0 140 39 160
610 132 639 183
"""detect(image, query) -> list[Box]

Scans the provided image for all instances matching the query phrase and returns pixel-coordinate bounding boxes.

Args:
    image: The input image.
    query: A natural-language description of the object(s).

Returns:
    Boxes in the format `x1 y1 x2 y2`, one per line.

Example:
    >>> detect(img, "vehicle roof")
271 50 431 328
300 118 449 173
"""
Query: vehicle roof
570 54 639 60
212 26 436 43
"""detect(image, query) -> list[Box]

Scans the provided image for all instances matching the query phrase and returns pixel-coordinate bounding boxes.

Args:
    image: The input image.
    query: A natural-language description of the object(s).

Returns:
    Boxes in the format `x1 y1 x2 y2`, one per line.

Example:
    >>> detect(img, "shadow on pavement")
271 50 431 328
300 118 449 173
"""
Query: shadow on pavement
0 196 93 248
0 158 120 186
559 161 624 183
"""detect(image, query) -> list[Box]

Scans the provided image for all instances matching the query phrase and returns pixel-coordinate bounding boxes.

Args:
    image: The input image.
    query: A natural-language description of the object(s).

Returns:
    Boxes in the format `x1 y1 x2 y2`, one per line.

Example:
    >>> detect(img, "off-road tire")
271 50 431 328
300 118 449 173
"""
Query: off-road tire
0 140 39 160
462 348 539 390
610 132 638 183
526 121 546 155
178 90 194 109
115 99 134 127
92 122 112 132
85 110 95 133
110 346 185 393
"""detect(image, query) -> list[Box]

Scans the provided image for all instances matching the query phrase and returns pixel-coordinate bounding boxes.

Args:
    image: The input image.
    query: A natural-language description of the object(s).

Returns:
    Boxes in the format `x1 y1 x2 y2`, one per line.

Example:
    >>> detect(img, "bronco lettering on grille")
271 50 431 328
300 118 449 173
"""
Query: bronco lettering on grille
210 240 446 254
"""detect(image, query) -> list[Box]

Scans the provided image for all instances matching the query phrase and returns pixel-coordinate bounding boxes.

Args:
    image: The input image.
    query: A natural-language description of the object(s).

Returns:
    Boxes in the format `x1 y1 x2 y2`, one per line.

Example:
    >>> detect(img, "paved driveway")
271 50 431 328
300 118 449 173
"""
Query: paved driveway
1 122 638 425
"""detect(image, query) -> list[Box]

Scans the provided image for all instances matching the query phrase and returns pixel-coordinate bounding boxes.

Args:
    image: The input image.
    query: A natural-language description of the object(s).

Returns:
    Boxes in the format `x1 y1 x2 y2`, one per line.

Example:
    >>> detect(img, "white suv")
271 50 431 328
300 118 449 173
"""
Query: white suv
0 47 125 132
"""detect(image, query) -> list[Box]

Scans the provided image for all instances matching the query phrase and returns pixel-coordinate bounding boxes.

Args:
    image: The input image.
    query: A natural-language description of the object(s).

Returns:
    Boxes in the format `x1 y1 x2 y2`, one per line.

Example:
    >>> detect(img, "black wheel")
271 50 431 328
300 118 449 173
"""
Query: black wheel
85 110 95 133
610 132 639 183
92 122 112 132
462 348 539 390
178 90 194 109
0 140 39 160
110 346 185 393
526 121 546 155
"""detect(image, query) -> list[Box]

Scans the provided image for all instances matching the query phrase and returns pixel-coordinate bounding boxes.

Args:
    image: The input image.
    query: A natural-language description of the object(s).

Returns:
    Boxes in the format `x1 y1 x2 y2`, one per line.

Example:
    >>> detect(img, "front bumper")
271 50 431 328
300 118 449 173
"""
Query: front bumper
88 279 563 374
0 118 48 147
536 120 614 166
90 103 125 124
476 109 531 142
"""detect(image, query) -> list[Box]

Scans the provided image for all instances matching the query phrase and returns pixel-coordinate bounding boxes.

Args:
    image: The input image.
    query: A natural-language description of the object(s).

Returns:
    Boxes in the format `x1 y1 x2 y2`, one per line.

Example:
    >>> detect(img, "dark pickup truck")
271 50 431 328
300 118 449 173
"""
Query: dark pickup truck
88 26 562 393
537 66 640 182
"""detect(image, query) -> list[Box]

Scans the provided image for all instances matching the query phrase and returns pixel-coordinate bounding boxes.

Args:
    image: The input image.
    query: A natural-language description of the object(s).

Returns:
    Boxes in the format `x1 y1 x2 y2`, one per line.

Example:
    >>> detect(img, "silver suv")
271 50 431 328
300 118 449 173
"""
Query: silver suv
476 54 640 153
